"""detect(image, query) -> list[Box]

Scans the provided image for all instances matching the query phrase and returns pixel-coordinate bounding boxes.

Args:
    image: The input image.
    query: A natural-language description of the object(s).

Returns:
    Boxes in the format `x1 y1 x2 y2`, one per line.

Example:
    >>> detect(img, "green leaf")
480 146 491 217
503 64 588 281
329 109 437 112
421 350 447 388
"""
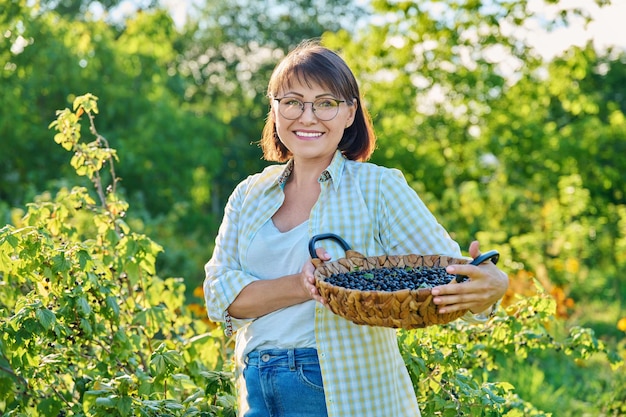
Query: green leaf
124 261 140 285
117 396 132 416
150 344 184 378
37 397 63 415
80 318 93 336
496 381 515 392
77 296 92 317
95 396 117 407
202 372 220 395
77 249 91 269
52 252 71 273
36 308 56 330
503 410 525 417
105 295 121 319
2 232 19 248
54 132 76 151
151 354 167 376
165 401 184 410
133 305 166 337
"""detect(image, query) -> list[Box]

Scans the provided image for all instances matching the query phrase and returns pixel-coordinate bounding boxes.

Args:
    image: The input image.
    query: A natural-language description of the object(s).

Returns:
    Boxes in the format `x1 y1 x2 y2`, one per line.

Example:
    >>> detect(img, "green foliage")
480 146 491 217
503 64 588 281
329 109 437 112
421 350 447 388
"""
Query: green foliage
401 285 623 416
0 95 235 416
0 2 231 291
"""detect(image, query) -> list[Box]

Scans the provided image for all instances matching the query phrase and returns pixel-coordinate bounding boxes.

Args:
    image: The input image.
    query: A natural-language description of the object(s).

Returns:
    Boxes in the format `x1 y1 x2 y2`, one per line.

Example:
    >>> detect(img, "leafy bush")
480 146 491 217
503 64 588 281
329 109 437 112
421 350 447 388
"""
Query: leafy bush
402 283 625 416
0 95 235 416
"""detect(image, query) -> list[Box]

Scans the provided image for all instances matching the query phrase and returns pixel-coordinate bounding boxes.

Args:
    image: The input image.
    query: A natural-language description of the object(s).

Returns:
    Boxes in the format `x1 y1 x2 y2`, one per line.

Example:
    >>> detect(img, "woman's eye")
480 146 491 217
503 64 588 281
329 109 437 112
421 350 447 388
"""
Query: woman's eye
315 99 335 108
284 99 302 107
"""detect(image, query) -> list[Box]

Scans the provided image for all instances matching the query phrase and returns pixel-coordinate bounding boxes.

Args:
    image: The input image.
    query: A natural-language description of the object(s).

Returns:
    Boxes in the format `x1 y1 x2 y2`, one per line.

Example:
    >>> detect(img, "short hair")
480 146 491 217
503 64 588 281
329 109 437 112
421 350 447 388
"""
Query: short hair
260 40 376 162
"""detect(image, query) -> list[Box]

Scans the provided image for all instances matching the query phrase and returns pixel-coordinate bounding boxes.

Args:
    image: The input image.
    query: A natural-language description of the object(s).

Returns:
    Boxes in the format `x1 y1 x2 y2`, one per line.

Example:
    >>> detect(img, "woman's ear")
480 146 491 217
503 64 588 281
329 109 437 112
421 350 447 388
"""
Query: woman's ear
346 98 358 128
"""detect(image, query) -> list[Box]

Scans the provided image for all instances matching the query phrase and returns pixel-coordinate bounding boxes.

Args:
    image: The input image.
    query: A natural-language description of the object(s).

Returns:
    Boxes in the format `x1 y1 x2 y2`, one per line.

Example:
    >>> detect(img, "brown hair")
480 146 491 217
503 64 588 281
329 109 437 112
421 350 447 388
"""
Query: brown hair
260 40 376 162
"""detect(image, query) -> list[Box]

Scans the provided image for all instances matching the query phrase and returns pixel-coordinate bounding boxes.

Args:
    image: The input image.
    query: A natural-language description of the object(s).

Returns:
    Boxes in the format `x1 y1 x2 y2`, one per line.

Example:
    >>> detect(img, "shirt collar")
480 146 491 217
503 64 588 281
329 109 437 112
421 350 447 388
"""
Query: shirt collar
277 159 294 189
276 150 347 191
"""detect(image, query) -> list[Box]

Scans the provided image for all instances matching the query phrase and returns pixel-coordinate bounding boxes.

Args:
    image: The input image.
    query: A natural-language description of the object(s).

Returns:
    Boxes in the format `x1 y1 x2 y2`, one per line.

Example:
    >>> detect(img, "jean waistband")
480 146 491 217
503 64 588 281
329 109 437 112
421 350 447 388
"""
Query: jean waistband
246 348 319 369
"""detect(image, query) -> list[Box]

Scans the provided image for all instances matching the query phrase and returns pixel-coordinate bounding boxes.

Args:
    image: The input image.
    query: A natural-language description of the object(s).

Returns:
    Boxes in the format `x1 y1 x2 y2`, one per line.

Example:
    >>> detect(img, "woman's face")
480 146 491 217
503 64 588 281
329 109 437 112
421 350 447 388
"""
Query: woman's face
273 79 356 164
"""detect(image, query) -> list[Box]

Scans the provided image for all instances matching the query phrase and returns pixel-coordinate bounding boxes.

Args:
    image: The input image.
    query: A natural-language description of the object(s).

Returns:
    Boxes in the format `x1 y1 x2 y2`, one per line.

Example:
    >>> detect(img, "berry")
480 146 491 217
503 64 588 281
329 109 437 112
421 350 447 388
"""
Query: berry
324 266 456 292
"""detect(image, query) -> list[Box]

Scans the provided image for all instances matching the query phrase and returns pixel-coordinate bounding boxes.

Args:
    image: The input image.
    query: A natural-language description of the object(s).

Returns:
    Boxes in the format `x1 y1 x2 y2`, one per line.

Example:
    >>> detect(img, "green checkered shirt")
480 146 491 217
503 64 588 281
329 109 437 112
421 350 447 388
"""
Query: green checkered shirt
204 150 462 416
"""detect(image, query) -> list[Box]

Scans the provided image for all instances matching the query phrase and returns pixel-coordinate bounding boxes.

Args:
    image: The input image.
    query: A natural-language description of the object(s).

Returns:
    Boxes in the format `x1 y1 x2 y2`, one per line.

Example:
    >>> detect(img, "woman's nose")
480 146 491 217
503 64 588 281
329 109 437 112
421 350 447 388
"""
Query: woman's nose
299 102 318 123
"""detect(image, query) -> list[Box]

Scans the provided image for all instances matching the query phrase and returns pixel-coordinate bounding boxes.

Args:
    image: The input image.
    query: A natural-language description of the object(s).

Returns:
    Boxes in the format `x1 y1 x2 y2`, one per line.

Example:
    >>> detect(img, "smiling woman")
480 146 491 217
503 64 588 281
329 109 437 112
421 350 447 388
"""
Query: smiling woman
203 39 509 417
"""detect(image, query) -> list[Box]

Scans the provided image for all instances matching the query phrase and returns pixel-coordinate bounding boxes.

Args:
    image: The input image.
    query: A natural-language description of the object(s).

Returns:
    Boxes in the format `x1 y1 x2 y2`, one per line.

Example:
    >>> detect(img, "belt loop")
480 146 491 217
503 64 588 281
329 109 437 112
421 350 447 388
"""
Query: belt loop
288 348 296 371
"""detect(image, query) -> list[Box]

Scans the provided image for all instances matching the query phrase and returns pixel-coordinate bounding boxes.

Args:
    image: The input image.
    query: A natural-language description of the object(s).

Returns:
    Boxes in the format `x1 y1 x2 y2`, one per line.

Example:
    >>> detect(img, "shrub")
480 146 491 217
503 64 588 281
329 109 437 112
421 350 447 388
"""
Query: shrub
0 94 235 416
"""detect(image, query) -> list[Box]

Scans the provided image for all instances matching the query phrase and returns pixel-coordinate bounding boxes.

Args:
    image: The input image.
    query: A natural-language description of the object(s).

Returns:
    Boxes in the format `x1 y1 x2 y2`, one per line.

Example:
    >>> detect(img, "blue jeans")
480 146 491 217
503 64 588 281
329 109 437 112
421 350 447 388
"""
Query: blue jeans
243 348 328 417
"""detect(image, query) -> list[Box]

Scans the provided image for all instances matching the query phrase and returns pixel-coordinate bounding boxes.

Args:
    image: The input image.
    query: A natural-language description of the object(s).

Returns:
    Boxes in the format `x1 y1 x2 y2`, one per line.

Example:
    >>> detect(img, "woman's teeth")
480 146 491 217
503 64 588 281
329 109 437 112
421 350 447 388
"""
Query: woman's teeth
296 131 322 138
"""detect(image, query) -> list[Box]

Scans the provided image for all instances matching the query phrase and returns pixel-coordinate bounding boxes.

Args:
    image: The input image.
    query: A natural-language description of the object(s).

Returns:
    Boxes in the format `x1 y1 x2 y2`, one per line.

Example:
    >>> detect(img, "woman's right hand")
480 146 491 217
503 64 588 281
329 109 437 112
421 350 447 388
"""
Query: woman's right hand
302 247 331 305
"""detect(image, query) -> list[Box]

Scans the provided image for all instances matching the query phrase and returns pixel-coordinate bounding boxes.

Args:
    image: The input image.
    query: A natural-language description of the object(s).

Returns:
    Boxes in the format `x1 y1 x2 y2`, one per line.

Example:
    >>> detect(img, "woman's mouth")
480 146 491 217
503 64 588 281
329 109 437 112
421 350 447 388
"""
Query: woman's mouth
295 131 323 140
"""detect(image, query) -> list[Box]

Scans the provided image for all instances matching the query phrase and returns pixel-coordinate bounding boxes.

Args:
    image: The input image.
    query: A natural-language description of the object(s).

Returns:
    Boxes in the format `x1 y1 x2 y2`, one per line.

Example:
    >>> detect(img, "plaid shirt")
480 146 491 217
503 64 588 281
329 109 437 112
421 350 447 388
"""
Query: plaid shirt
204 150 462 417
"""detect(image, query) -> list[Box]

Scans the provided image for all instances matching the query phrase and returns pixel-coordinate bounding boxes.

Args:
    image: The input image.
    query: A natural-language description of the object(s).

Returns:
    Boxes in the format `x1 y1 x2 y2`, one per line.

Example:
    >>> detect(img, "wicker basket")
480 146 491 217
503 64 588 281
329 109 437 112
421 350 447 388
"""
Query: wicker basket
309 233 497 329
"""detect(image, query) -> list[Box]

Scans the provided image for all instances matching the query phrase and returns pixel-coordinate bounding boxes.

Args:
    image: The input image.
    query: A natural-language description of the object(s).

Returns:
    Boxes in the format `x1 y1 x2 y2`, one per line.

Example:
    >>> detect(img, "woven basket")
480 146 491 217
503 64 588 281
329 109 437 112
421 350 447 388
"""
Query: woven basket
309 233 488 329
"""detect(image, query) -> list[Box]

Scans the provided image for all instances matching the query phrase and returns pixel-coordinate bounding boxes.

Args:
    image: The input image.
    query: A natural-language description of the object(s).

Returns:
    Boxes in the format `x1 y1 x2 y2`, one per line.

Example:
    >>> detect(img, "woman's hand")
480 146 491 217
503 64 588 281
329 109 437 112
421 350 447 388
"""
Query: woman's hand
431 241 509 315
301 247 331 305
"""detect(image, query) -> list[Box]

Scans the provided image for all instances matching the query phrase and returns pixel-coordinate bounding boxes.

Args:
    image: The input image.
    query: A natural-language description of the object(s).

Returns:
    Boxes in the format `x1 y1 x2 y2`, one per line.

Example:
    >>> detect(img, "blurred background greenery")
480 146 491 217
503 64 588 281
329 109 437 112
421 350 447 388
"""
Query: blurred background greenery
1 0 625 413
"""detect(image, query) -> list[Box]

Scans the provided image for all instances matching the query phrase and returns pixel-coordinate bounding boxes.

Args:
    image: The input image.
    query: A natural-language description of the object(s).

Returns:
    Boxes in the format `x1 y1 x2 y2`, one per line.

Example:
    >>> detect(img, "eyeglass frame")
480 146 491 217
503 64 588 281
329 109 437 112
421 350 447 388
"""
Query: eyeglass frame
272 97 349 121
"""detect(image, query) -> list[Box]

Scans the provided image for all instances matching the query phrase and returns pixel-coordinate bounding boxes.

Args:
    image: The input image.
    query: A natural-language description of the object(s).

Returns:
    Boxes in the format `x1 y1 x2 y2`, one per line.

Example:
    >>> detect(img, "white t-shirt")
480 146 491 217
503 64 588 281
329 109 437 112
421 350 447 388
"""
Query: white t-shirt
237 219 316 358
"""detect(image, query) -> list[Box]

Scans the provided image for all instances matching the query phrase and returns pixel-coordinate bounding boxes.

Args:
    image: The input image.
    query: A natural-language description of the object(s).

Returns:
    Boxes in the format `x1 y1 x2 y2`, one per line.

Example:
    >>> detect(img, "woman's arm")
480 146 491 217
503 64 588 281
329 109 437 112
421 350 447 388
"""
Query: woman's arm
231 247 332 318
227 273 310 319
203 178 258 327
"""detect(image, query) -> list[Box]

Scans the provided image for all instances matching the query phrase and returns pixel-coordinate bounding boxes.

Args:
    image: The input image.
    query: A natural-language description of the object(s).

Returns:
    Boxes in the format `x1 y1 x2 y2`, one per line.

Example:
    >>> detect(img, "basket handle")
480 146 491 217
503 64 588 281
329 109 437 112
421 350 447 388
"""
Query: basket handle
455 250 500 283
472 250 500 266
308 233 351 259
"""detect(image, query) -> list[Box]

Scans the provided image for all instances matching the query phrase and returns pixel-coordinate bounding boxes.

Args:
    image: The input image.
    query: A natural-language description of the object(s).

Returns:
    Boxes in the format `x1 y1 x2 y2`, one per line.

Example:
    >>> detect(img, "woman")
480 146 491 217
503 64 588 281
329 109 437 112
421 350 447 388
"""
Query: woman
204 39 509 417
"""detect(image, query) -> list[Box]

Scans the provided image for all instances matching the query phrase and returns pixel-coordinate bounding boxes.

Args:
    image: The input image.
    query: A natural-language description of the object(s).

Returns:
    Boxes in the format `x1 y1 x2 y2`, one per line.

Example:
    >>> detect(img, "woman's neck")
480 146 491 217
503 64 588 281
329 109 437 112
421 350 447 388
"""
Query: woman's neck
289 154 333 186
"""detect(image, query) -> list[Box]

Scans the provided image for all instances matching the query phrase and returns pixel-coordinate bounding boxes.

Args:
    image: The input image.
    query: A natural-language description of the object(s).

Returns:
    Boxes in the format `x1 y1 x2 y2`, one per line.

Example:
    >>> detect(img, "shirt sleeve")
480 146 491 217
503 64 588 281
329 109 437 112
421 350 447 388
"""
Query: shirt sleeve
203 177 257 331
376 167 462 258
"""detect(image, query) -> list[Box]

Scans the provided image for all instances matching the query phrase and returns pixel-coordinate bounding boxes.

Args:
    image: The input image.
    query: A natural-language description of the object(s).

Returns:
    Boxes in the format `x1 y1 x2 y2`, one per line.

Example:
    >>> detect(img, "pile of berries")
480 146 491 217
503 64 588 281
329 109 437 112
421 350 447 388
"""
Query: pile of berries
324 266 457 292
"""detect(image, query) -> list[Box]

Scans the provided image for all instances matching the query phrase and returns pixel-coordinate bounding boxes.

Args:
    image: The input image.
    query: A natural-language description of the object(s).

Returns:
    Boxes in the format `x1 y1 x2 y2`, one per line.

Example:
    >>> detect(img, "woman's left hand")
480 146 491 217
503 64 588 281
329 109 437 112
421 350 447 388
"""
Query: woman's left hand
431 241 509 315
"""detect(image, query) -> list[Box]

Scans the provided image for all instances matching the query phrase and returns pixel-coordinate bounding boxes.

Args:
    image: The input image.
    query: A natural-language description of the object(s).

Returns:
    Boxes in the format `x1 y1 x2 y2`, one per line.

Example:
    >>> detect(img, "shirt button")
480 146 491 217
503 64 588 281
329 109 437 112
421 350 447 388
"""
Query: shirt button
261 354 270 362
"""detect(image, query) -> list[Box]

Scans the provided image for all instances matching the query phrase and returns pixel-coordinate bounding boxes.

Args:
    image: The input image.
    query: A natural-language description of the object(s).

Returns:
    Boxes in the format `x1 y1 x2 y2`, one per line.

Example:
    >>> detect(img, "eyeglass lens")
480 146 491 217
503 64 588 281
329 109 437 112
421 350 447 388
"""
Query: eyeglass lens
277 98 342 121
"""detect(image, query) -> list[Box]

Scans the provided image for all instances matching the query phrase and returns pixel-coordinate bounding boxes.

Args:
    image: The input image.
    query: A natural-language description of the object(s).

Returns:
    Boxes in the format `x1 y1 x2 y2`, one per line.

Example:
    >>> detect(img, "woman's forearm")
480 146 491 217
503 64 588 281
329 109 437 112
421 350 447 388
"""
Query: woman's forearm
227 274 311 319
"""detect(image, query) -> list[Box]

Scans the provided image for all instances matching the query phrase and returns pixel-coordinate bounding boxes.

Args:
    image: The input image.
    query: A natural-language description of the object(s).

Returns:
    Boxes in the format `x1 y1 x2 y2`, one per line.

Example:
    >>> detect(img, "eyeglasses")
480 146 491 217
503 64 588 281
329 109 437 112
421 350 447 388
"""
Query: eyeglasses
273 97 346 121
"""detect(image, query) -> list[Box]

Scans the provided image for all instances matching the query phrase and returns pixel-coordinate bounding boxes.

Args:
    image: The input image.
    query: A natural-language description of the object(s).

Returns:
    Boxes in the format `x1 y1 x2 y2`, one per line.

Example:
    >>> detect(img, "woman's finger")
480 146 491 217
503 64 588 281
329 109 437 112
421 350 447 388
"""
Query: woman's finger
315 246 331 261
468 240 481 259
